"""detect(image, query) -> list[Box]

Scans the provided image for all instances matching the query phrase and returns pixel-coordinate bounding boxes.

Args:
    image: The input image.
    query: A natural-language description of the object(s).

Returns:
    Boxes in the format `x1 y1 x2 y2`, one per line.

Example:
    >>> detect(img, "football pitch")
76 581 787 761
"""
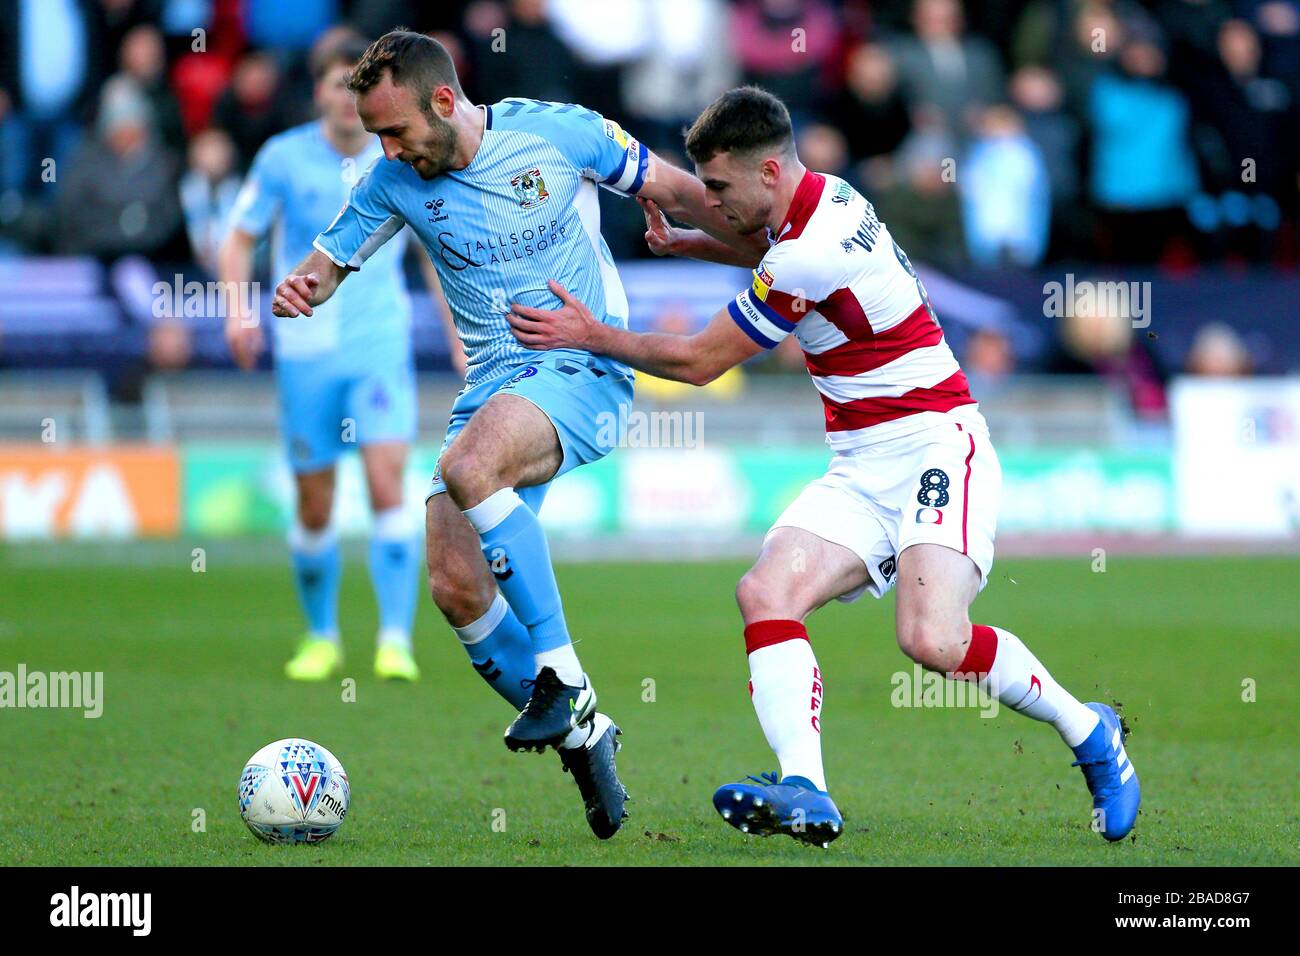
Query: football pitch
1 545 1295 867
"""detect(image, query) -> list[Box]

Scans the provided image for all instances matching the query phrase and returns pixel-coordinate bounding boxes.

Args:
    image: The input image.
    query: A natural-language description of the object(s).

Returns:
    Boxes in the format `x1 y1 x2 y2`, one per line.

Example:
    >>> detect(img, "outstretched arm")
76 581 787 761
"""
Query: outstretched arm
270 249 349 317
636 154 768 268
509 280 762 386
639 197 767 267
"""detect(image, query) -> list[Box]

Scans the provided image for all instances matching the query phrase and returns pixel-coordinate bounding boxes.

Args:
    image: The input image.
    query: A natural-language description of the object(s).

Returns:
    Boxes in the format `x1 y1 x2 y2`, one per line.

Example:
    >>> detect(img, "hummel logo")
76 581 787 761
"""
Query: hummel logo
424 198 449 222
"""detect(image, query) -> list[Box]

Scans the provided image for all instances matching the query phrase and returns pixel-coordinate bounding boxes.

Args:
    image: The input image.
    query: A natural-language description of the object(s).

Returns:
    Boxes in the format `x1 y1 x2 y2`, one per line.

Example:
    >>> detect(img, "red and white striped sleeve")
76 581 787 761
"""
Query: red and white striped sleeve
727 241 837 350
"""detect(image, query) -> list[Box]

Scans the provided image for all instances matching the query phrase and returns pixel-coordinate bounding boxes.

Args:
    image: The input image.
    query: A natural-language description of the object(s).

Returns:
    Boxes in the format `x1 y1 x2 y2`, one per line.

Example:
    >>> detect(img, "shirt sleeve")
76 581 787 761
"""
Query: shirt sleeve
727 248 824 350
227 141 284 237
525 101 648 196
313 159 406 271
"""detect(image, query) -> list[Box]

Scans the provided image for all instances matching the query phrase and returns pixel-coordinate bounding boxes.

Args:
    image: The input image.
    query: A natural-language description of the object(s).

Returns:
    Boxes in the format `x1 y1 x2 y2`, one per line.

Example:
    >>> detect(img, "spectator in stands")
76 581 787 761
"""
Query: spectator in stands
729 0 843 117
243 0 338 52
1178 18 1297 257
210 50 287 170
1087 20 1200 262
1049 293 1169 419
1185 321 1254 376
962 326 1017 399
797 123 851 179
1012 1 1157 114
1157 0 1235 66
53 80 186 260
1211 18 1297 199
831 43 911 175
115 23 185 151
0 0 99 203
964 327 1017 379
887 0 1004 139
960 103 1051 266
148 316 193 372
462 0 584 107
864 105 966 272
348 2 465 41
179 128 240 274
546 0 654 120
620 0 739 155
1249 0 1300 98
1009 65 1086 258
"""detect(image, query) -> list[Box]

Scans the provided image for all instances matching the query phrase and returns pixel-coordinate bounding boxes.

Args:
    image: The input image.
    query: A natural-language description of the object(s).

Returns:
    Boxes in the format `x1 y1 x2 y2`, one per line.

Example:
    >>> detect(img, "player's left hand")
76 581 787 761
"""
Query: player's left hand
639 197 680 256
508 280 598 351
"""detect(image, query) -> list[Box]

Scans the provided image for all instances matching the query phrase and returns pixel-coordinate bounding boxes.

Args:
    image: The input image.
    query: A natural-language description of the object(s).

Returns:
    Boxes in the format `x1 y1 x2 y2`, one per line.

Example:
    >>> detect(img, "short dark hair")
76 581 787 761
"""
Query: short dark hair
346 28 463 115
684 86 795 164
309 32 372 82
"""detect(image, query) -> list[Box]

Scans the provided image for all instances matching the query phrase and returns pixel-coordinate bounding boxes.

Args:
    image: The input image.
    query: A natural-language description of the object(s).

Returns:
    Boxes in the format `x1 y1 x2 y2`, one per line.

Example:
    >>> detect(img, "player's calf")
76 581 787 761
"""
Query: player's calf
895 613 973 674
425 492 533 706
426 560 496 628
735 548 870 797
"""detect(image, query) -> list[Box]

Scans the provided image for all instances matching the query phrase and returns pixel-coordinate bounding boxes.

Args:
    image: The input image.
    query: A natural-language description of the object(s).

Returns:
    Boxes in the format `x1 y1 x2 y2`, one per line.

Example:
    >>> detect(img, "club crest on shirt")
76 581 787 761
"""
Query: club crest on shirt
510 167 550 209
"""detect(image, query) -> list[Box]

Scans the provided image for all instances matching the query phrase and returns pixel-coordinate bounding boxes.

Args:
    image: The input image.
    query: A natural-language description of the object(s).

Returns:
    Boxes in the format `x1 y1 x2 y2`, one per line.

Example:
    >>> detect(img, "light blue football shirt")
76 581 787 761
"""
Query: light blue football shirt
313 98 649 384
228 121 411 361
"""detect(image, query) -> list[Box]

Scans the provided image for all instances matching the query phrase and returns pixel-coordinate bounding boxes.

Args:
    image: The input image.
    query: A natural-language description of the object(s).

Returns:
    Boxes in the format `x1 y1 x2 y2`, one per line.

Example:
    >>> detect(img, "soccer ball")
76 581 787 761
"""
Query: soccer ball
238 738 349 844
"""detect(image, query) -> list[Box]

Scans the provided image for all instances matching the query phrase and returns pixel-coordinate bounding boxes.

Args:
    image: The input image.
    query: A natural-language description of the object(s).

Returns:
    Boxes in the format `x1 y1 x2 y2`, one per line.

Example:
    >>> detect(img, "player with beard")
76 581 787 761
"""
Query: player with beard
270 30 765 838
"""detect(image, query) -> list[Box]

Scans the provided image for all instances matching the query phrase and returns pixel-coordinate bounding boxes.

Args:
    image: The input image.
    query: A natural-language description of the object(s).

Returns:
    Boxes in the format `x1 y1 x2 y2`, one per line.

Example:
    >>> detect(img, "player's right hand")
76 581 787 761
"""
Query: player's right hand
272 273 319 317
224 314 263 371
639 197 678 256
508 280 599 352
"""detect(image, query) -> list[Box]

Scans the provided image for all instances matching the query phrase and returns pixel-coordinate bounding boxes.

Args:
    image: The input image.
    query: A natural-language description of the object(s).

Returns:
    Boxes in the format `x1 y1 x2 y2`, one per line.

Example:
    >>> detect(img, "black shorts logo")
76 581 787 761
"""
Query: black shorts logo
878 555 897 581
917 468 950 508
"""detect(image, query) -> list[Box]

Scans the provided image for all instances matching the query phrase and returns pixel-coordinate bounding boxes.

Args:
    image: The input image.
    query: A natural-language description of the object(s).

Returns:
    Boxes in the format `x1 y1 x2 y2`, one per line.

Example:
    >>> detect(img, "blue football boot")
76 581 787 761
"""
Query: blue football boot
1071 702 1140 841
712 772 843 848
504 666 597 752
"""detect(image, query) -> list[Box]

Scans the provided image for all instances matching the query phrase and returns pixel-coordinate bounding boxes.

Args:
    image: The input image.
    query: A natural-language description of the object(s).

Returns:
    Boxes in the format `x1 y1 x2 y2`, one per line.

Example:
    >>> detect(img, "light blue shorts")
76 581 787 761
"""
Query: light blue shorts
426 350 634 512
276 348 417 473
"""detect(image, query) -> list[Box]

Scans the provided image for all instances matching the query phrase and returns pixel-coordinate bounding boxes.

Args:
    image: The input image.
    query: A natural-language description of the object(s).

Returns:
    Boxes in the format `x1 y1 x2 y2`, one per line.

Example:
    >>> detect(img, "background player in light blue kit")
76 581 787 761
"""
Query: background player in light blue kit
220 33 459 683
269 29 764 838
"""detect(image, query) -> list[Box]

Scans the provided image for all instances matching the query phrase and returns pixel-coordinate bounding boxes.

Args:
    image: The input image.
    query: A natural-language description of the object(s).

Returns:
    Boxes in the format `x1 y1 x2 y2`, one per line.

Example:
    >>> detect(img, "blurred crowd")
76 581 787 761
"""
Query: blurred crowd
2 0 1299 270
0 0 1293 407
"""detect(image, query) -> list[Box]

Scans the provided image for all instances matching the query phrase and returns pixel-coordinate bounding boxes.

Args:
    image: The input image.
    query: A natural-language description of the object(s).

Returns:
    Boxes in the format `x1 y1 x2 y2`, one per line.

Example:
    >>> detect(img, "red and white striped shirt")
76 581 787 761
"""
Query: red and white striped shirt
728 170 984 449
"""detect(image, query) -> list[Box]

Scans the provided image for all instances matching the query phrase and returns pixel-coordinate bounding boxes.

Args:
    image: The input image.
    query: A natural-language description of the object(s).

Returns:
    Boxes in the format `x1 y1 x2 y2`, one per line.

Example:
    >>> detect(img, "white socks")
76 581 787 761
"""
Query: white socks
536 644 583 686
954 624 1100 747
744 620 827 791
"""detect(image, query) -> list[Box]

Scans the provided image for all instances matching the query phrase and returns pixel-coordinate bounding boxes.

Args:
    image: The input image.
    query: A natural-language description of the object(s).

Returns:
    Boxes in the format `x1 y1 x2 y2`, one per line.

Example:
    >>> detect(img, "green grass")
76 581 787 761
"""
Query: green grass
0 544 1296 865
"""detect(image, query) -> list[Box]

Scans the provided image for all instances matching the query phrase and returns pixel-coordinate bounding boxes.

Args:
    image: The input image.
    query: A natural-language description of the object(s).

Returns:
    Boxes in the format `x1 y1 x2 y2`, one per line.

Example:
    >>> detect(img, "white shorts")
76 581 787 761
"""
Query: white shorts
769 419 1002 601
